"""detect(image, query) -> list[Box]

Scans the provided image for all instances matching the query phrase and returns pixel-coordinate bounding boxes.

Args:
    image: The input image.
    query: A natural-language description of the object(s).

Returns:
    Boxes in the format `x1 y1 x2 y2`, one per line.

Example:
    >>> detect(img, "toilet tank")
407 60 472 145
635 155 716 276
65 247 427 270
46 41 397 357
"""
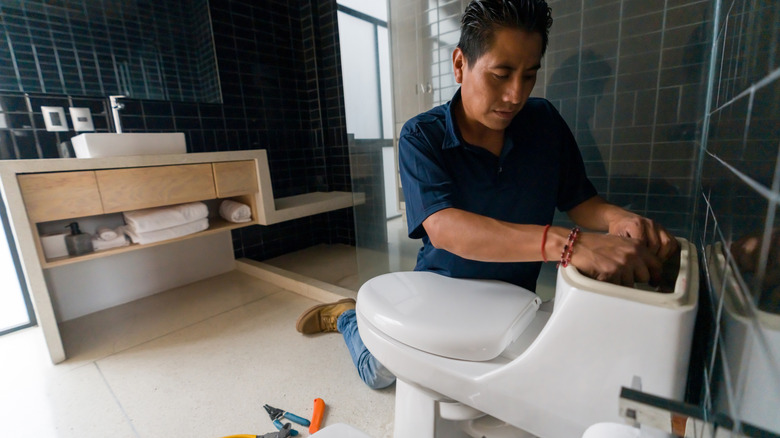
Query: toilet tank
513 237 700 437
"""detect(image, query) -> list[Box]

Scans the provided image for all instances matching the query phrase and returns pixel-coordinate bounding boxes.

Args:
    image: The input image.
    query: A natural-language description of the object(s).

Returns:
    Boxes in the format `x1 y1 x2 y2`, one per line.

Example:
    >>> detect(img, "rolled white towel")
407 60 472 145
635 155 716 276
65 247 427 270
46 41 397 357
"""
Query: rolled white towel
123 202 209 233
96 226 118 241
124 218 209 245
219 200 252 223
92 230 128 251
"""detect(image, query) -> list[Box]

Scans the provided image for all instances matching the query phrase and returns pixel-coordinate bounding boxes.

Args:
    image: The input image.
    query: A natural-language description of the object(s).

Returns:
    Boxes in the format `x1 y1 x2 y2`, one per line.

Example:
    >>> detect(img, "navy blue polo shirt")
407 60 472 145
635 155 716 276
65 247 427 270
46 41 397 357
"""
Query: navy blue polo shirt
399 89 597 291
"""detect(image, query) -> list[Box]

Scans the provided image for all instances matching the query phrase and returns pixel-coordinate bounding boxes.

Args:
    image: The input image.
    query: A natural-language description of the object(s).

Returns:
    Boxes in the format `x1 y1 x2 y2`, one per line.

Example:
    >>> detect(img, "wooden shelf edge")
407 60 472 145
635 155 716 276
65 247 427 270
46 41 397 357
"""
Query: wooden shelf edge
266 191 366 224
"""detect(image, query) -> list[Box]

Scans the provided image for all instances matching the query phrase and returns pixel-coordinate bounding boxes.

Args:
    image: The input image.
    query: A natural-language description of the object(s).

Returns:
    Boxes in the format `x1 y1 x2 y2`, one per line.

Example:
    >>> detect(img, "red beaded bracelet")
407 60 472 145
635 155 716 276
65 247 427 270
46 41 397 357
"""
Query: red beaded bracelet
558 227 580 268
541 224 551 262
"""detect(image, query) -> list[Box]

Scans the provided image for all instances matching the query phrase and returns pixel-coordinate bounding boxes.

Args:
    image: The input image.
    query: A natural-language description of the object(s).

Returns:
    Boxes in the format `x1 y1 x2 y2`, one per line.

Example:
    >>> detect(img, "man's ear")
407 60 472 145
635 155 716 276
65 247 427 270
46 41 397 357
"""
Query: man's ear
453 48 466 84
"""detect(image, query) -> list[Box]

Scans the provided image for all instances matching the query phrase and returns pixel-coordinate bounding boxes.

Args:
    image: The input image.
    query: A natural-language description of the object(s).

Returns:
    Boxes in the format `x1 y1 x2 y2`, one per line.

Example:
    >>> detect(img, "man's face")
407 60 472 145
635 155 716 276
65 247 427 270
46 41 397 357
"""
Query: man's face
453 27 543 133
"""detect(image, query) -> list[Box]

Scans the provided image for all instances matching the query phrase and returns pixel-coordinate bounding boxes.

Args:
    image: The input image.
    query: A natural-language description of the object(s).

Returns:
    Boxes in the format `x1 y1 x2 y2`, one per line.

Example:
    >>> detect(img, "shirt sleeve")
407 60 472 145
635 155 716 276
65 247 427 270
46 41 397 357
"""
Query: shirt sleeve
549 103 599 211
398 123 455 239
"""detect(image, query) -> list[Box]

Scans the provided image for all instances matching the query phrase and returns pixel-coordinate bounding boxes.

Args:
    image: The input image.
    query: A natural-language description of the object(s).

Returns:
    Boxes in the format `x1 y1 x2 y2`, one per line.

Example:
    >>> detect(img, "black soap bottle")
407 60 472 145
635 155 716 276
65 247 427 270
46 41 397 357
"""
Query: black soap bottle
65 222 93 256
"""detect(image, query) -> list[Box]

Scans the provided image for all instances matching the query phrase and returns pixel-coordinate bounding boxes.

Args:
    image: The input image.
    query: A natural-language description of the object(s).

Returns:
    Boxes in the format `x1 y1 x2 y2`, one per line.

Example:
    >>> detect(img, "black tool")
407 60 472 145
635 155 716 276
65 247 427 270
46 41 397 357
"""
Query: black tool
259 422 294 438
263 404 310 436
219 422 294 438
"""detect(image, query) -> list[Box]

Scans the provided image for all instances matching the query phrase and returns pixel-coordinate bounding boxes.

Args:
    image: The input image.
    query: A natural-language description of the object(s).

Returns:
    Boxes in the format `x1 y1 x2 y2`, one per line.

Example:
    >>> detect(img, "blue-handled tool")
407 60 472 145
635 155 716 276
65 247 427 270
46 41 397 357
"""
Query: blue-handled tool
263 404 310 436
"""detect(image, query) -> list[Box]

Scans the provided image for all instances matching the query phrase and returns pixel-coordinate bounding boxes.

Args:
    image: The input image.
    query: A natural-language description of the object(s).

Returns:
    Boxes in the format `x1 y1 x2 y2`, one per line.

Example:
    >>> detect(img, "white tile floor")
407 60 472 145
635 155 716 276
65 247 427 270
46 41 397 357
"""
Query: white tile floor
0 269 395 438
0 216 556 438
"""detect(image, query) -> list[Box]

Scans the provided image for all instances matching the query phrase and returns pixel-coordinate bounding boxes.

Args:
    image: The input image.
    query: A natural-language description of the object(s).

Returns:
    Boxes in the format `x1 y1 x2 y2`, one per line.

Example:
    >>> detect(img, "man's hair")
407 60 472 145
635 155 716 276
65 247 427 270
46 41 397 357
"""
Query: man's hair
458 0 553 65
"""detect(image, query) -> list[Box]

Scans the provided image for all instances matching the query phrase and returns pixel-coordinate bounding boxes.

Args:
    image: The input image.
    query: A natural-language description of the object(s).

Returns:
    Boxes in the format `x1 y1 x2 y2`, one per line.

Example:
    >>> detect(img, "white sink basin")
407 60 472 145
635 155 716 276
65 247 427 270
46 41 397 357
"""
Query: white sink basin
71 133 187 158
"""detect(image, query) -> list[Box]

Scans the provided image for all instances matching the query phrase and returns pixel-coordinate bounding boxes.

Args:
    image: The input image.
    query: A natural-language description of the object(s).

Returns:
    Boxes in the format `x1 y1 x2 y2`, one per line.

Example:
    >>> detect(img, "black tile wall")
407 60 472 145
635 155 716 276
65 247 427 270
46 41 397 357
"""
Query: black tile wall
0 0 220 103
525 0 780 433
0 0 355 260
539 0 712 238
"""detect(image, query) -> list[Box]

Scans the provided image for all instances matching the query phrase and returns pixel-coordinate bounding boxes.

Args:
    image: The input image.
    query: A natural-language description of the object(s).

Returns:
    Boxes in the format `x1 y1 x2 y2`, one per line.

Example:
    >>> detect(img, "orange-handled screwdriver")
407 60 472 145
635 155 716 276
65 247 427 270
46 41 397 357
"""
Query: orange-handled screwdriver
309 398 325 434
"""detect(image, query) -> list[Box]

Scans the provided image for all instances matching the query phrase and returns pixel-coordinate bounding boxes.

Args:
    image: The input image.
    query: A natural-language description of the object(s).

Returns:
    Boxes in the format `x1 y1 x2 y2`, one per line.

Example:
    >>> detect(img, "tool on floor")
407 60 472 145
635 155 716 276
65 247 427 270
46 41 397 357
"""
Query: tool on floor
219 422 295 438
264 404 310 436
309 398 326 434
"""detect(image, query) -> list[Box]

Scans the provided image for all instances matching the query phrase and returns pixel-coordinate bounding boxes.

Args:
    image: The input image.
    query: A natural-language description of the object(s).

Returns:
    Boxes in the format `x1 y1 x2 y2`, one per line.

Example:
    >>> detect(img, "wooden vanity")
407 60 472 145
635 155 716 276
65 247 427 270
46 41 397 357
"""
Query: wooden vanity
18 160 259 268
0 150 363 363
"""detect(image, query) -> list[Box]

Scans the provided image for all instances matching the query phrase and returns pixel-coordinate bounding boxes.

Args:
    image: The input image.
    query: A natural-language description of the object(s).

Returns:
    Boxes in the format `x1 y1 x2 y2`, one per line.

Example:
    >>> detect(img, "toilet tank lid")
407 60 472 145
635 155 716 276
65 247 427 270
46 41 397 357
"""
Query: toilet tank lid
357 271 541 361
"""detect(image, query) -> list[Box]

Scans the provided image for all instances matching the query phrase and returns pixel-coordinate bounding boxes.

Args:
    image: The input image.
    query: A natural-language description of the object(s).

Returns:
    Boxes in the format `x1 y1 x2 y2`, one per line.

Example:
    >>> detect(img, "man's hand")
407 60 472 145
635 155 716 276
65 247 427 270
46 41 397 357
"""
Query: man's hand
569 232 663 286
565 197 679 287
607 211 679 261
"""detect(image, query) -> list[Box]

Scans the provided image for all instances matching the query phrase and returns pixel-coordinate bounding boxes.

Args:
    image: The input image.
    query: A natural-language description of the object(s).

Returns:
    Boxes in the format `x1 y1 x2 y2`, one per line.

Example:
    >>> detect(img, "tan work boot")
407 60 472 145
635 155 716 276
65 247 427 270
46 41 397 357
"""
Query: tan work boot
295 298 356 334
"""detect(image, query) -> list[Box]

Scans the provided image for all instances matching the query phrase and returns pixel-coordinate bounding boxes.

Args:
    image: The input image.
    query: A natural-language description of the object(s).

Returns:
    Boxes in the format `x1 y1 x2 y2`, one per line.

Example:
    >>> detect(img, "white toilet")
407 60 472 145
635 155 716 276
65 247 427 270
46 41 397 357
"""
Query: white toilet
356 238 699 438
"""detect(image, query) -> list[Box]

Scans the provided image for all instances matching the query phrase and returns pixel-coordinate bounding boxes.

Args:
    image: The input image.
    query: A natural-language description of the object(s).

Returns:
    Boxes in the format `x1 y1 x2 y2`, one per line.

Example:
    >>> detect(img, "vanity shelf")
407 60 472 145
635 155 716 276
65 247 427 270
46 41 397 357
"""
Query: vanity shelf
40 217 249 268
0 149 364 364
20 159 260 268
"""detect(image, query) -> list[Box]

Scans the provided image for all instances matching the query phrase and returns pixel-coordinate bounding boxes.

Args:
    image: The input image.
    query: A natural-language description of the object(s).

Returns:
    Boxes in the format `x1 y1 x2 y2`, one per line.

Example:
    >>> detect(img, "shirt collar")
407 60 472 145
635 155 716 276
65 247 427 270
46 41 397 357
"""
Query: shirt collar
443 88 519 156
443 88 464 150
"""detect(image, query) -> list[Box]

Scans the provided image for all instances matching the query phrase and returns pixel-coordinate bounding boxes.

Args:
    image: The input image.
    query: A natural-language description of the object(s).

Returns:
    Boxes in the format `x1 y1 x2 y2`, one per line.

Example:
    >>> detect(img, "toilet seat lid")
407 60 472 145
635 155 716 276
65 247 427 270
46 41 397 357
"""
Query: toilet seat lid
357 271 541 361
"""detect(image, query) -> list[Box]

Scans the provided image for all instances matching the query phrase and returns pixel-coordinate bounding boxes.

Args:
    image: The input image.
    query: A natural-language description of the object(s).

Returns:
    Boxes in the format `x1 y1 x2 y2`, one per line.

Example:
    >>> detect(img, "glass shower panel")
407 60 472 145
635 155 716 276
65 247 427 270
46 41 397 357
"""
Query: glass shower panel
343 0 419 287
378 27 394 140
700 0 780 434
338 12 382 139
337 0 388 21
0 202 31 334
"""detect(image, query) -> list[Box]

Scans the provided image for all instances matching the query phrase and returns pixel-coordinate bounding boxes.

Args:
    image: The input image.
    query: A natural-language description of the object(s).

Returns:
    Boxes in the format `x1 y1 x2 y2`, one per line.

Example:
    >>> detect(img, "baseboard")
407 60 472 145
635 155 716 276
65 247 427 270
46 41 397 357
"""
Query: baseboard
236 258 357 303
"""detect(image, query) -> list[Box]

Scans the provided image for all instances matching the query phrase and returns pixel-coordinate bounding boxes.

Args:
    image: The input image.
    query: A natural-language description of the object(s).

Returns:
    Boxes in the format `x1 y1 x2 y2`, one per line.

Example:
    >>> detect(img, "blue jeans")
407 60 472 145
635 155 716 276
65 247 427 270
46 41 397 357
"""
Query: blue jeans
337 309 396 389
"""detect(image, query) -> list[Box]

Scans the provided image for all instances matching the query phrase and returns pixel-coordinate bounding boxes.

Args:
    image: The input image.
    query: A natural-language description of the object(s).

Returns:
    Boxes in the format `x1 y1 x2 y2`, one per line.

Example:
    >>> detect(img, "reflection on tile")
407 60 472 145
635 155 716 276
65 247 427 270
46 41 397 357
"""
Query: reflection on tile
697 0 780 432
0 95 29 112
0 130 16 159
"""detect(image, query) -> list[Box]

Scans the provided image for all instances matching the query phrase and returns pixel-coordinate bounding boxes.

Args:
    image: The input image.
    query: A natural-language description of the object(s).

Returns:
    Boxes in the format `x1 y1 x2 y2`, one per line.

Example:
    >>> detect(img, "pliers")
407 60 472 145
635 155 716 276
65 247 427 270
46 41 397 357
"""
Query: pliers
263 404 310 436
220 422 294 438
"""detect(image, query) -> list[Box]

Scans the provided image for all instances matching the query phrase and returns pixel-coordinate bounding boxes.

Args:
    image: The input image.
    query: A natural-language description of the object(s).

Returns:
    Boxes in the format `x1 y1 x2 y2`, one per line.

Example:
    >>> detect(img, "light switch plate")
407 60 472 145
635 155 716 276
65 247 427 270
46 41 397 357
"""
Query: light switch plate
41 106 68 132
69 107 94 131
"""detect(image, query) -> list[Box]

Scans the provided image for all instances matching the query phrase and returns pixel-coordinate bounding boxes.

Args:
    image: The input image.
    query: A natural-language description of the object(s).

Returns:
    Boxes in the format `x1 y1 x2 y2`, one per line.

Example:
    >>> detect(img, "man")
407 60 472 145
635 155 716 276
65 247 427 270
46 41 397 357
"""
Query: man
296 0 678 390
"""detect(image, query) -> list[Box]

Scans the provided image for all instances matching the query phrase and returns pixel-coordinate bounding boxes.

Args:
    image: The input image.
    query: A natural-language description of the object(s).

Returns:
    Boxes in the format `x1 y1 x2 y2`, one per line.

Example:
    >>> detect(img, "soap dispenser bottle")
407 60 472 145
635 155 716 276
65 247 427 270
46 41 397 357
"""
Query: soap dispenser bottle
65 222 93 256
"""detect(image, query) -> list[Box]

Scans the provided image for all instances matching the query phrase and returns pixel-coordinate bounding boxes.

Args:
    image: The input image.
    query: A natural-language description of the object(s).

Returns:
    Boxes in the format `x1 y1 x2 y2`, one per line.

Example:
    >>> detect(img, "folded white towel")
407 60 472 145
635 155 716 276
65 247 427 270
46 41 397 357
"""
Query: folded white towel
123 202 209 234
92 229 128 251
124 218 209 245
219 200 252 223
96 226 118 240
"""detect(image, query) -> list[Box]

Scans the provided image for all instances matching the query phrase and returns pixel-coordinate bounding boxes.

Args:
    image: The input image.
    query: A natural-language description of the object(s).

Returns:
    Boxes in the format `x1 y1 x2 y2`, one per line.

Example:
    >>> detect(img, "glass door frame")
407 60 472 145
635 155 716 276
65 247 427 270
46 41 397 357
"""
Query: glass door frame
0 196 35 336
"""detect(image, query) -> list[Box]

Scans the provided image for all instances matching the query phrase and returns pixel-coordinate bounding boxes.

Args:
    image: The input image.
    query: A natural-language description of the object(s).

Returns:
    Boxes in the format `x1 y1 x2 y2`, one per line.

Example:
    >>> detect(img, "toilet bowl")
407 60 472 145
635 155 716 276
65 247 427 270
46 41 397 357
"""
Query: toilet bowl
581 423 640 438
356 237 698 438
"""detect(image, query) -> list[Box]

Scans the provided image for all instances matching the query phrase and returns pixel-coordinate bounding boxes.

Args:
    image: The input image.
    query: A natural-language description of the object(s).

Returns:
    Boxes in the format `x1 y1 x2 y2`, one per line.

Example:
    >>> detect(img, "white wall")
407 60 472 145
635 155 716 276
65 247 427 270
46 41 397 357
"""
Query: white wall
45 232 235 321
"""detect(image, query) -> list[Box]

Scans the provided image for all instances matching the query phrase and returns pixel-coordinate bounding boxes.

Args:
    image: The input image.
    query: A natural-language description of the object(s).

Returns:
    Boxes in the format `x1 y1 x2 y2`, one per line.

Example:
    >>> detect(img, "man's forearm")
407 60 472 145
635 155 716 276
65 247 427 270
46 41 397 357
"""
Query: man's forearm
422 208 564 262
566 195 635 231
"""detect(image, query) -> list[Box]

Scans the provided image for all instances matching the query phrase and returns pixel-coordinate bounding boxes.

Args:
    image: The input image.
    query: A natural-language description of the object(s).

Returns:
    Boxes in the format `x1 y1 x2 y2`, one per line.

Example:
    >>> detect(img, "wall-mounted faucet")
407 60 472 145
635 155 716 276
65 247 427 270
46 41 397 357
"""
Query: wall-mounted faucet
109 95 126 133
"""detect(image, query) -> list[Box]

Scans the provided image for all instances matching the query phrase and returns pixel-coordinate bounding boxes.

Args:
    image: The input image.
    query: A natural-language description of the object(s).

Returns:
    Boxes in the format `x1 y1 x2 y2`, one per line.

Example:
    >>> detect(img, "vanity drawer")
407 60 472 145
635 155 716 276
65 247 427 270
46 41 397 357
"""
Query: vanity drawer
96 164 216 213
18 171 104 222
213 161 259 197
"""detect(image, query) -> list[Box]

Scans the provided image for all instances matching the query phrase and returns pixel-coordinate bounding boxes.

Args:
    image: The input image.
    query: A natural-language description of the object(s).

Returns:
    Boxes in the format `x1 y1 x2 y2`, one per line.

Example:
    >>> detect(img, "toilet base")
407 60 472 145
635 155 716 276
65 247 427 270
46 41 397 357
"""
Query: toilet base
461 416 538 438
395 379 537 438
